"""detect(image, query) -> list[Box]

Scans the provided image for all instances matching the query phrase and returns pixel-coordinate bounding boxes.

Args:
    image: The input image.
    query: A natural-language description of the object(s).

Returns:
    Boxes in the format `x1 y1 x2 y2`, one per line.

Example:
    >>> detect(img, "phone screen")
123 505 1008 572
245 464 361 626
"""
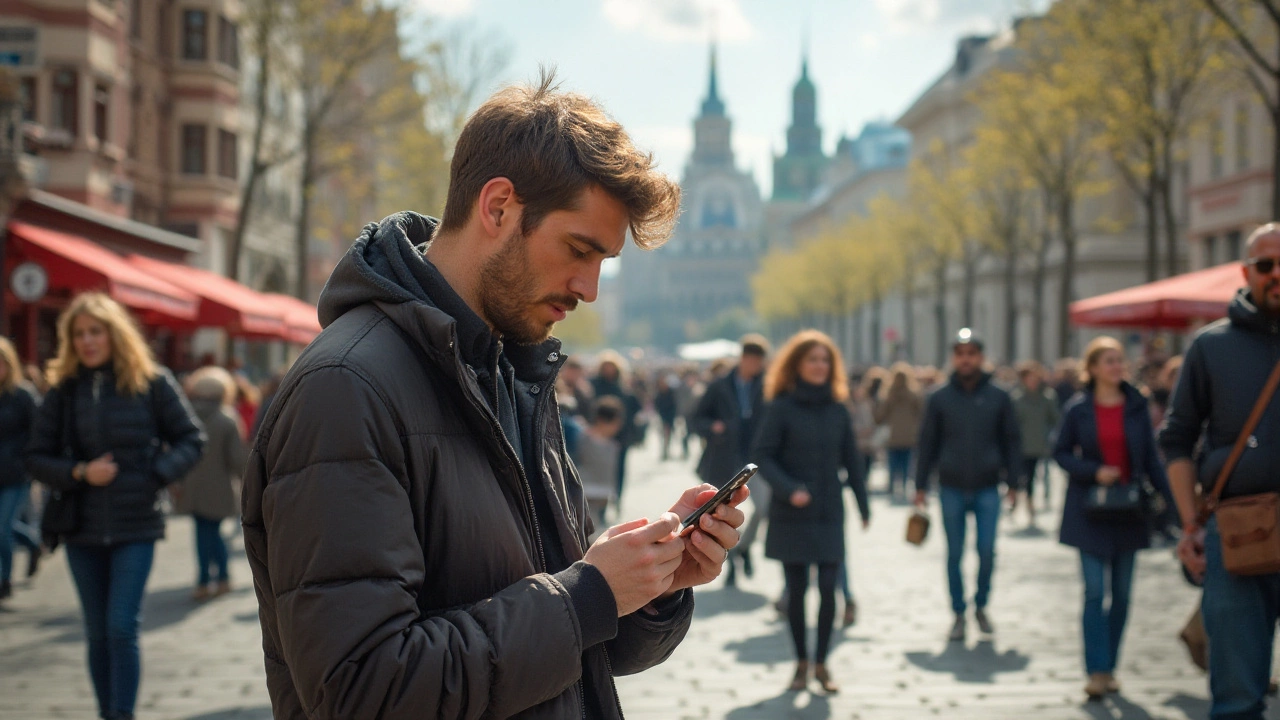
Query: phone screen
679 463 757 536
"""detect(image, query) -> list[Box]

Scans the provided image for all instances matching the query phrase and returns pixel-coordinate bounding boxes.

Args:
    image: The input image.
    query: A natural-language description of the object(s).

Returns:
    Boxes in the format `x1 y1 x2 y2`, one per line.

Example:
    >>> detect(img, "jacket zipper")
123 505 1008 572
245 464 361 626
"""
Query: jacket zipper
602 645 625 719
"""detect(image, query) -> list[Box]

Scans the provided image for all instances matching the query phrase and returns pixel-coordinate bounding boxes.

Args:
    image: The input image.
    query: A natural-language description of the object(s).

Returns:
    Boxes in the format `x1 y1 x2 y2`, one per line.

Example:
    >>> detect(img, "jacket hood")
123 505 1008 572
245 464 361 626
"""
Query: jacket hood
316 211 563 380
1229 287 1280 335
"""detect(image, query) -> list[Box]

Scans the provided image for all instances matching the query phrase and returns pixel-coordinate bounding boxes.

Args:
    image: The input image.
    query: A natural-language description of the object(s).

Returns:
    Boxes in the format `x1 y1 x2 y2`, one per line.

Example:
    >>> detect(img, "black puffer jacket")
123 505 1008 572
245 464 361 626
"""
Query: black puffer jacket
27 365 205 546
0 384 37 488
242 212 693 720
753 381 869 564
1160 289 1280 499
916 372 1022 492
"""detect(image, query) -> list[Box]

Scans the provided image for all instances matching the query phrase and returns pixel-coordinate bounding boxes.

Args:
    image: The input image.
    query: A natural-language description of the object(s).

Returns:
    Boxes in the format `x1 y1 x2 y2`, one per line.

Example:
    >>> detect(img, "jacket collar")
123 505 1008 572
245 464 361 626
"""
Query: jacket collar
1083 381 1146 414
1230 287 1280 336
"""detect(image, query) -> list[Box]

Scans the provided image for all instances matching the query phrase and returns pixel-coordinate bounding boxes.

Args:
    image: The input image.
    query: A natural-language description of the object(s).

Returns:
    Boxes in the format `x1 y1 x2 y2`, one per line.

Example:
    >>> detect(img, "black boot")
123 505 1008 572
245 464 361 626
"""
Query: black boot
724 555 737 587
740 551 753 579
26 545 42 578
0 580 10 600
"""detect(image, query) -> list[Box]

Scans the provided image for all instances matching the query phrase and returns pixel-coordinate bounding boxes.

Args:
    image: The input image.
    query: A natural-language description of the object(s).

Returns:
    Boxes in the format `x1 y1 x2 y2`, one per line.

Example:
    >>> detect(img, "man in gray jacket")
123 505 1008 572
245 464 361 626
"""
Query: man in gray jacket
1160 224 1280 719
242 73 747 719
915 329 1022 642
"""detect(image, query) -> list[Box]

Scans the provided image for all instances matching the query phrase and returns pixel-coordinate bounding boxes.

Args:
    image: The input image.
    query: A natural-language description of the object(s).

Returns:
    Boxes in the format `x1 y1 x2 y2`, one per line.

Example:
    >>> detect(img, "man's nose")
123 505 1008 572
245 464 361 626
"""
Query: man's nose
569 266 601 303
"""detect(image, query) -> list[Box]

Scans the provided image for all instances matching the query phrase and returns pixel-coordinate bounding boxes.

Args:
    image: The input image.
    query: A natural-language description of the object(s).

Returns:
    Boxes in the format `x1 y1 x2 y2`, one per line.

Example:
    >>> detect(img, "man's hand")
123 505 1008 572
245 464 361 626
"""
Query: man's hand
584 514 686 617
710 421 727 435
914 489 927 508
663 484 749 594
790 489 811 508
1178 526 1207 583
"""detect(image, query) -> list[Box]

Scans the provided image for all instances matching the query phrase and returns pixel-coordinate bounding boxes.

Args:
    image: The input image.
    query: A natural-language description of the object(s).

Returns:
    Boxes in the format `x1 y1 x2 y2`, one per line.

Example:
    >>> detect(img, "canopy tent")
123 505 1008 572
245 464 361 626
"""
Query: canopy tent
266 293 323 345
6 221 199 321
126 255 288 338
677 338 743 362
1069 262 1244 329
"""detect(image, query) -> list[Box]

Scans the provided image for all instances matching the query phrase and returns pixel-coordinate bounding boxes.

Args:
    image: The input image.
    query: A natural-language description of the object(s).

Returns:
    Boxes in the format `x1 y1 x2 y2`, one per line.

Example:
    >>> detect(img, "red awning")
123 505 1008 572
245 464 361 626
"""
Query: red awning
265 293 323 345
6 221 198 320
125 255 287 337
1070 263 1244 329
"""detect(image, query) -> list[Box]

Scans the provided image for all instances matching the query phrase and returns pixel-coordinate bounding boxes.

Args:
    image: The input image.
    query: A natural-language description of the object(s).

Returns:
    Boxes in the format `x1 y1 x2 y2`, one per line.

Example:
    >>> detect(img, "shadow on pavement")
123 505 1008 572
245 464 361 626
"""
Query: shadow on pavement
723 628 793 665
1081 695 1156 720
725 690 832 720
142 586 212 633
904 640 1030 683
182 706 273 720
1163 692 1211 719
694 587 769 618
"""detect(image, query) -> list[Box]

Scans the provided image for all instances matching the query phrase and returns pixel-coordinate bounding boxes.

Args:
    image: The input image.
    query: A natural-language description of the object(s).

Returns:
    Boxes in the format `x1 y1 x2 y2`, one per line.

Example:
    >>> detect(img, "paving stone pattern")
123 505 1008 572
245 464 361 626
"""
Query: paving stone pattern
0 437 1270 719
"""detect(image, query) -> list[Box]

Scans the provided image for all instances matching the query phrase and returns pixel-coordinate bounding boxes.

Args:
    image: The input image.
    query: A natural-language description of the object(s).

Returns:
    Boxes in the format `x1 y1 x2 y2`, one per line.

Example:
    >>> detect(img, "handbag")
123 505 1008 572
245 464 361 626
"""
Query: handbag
906 509 930 545
1196 358 1280 576
1084 475 1163 522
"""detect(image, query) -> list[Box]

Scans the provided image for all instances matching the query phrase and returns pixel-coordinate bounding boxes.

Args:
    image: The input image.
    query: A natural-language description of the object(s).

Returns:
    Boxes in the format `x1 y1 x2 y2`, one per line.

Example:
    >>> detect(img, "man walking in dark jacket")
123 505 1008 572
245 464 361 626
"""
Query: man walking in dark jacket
1160 224 1280 720
692 335 769 586
242 73 747 720
915 329 1022 642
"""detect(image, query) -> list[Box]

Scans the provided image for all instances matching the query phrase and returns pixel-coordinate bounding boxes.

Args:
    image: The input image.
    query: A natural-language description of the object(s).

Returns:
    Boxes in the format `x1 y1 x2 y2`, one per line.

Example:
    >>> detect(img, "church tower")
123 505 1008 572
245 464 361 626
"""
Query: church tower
772 52 829 201
693 44 733 167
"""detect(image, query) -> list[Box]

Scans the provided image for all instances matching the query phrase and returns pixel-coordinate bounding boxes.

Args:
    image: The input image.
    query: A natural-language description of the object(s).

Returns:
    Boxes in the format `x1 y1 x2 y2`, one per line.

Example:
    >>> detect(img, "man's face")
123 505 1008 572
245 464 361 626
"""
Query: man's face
952 344 984 378
739 353 765 380
1245 232 1280 315
478 186 629 345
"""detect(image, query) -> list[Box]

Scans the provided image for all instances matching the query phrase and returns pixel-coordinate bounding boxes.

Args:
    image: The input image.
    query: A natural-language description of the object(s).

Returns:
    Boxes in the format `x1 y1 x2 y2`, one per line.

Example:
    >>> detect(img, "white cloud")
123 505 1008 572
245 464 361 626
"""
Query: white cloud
872 0 1045 35
601 0 753 43
408 0 476 19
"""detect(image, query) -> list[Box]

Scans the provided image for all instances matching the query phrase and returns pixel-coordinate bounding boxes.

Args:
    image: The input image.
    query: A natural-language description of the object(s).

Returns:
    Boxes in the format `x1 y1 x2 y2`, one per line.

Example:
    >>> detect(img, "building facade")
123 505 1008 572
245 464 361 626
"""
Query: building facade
621 46 764 350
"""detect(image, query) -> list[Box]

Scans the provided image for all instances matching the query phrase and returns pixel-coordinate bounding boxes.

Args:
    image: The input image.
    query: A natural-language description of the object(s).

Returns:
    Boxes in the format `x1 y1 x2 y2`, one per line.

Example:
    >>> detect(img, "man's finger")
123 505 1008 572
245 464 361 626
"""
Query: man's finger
603 517 650 540
688 530 727 571
627 512 681 543
711 502 746 530
699 513 742 550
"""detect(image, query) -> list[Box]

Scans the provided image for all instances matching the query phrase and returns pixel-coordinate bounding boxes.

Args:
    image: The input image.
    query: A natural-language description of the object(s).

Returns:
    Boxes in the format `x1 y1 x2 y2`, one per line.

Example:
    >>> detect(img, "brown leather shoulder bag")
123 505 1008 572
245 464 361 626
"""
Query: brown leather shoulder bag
1197 358 1280 576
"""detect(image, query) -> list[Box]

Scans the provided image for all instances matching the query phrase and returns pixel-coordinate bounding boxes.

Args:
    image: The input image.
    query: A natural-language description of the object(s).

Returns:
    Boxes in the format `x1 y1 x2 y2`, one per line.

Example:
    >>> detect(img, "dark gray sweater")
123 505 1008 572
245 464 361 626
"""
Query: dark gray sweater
915 372 1022 492
1159 289 1280 500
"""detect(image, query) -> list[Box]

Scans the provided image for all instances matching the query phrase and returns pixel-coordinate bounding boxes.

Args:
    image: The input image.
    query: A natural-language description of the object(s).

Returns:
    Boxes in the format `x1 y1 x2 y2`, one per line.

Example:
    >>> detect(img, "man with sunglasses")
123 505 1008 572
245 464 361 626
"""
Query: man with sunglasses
1161 223 1280 719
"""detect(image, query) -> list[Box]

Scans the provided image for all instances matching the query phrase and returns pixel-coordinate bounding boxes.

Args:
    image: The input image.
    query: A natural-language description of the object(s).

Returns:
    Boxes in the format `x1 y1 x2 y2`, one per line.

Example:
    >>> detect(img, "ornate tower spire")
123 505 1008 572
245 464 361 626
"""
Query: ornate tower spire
701 43 725 117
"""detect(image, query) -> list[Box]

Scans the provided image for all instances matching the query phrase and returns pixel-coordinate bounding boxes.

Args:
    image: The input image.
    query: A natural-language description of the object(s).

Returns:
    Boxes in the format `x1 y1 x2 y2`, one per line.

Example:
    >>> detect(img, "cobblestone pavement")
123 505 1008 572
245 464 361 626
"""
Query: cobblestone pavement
0 436 1269 720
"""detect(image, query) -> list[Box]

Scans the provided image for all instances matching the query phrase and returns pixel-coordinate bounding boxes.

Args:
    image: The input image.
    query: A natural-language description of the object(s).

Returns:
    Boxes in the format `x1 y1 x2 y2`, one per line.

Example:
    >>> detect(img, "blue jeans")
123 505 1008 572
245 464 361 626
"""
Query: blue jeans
0 483 40 583
887 449 912 496
1079 550 1135 675
66 542 156 720
193 515 229 586
1202 517 1280 719
939 485 1000 614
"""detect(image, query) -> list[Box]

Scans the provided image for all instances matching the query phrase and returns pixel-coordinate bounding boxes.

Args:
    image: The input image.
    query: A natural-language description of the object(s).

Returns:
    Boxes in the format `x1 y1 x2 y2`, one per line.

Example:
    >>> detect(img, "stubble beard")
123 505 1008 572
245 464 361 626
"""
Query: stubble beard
478 232 578 346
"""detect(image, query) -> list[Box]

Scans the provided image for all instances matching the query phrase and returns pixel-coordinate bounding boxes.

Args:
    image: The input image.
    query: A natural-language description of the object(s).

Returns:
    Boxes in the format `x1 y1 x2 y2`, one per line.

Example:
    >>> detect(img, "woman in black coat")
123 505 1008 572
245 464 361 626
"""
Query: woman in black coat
753 330 870 695
1053 336 1171 700
0 336 40 600
27 293 204 720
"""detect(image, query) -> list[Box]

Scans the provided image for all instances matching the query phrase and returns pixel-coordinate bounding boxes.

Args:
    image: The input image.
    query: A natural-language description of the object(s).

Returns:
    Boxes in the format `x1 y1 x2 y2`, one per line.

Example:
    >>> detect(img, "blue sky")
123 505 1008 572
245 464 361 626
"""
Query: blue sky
410 0 1049 195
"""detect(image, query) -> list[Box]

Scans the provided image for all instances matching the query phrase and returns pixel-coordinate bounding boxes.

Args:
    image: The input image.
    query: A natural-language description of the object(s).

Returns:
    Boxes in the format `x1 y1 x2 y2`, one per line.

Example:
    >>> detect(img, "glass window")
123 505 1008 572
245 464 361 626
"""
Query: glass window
1210 115 1224 180
218 17 239 69
217 129 237 179
51 68 78 135
1204 235 1218 266
182 9 208 60
93 83 110 142
181 124 206 174
1226 230 1243 262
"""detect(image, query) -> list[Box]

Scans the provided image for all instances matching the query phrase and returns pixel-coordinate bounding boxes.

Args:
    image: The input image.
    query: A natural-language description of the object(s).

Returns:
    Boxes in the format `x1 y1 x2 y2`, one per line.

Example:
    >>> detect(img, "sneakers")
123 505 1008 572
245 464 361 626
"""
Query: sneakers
842 600 857 628
975 608 994 635
948 615 966 642
1103 673 1120 694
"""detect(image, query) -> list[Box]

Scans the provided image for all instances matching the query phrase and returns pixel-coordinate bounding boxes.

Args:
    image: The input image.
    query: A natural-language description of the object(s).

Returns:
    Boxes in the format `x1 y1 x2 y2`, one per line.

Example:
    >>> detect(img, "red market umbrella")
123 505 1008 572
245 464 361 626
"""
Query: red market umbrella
1070 263 1243 329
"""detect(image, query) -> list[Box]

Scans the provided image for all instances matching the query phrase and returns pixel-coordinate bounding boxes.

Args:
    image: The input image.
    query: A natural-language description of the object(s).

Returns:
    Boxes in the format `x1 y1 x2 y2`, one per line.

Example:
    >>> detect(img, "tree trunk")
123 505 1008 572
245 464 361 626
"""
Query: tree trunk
1143 184 1158 282
962 246 977 328
903 273 916 363
870 294 882 365
294 129 316 301
1057 193 1078 359
1034 194 1052 363
934 262 948 367
228 10 275 283
1003 240 1018 364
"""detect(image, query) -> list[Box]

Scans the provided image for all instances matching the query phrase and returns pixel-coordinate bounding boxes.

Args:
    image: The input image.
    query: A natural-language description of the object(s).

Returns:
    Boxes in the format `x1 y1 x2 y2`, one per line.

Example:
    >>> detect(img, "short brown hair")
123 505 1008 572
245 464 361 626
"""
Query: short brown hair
740 333 770 358
764 330 849 402
440 70 681 249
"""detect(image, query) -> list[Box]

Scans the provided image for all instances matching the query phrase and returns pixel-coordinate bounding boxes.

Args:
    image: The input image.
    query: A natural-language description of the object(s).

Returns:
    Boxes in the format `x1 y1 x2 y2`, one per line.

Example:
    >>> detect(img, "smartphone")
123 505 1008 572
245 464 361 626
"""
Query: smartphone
679 463 757 537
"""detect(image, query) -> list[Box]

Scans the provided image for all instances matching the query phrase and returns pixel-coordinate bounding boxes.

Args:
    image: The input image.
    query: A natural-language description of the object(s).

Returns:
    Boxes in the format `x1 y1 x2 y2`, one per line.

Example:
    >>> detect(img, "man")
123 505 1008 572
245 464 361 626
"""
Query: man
1010 361 1061 527
1161 223 1280 720
915 329 1022 642
241 74 748 719
691 335 769 586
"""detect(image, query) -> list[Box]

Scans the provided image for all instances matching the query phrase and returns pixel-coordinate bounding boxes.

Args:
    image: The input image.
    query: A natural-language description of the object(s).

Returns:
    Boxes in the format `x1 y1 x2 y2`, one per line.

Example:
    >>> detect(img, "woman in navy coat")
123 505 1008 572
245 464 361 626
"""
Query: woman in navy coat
1053 336 1171 701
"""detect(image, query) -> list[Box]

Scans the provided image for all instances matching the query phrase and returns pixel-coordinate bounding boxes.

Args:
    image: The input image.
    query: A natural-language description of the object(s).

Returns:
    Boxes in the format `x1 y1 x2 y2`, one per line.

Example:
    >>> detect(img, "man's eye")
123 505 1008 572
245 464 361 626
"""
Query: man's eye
570 245 589 259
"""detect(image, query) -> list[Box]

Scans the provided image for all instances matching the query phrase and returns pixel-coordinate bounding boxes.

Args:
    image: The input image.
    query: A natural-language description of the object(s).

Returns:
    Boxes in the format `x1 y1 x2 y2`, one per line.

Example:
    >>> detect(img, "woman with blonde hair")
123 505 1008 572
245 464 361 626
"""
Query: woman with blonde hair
875 362 924 502
752 330 870 694
0 336 40 599
174 366 248 600
27 292 204 720
1053 336 1172 699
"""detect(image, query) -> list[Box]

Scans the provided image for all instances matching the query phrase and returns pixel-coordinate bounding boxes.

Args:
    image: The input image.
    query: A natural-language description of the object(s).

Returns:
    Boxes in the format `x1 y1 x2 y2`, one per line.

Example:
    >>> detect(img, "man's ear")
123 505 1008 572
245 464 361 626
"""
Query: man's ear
477 177 520 238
